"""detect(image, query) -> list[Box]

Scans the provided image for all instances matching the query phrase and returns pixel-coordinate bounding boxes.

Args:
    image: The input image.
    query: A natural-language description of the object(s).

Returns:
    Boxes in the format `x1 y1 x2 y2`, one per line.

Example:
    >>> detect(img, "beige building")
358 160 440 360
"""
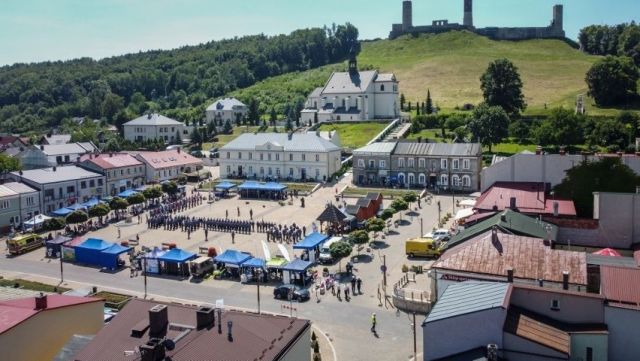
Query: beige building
134 149 203 183
79 153 146 196
123 113 186 144
0 294 103 361
205 97 248 124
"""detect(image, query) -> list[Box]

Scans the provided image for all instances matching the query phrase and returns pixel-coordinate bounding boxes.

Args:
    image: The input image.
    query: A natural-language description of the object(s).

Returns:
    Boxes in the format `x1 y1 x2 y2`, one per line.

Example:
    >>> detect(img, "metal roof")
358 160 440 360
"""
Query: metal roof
353 142 397 154
124 113 183 126
80 153 142 169
321 70 378 95
206 97 246 111
0 182 38 197
424 282 511 324
135 150 202 170
393 142 482 157
11 166 104 184
40 134 72 145
221 133 341 152
40 142 96 156
600 266 640 307
475 182 576 217
586 254 638 268
503 307 570 355
374 73 396 82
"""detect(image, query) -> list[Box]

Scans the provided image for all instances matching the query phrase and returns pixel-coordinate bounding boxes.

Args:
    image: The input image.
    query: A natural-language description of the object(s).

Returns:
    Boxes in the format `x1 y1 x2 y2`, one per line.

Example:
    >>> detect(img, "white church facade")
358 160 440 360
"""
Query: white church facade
301 58 400 123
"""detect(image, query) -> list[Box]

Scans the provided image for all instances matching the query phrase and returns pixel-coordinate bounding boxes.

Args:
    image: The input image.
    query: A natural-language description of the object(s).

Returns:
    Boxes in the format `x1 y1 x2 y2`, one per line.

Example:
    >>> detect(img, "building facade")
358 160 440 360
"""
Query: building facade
220 133 342 181
352 142 395 186
205 97 248 124
38 142 97 166
0 182 40 231
134 149 202 183
300 58 399 123
122 113 186 144
79 153 146 196
10 166 106 214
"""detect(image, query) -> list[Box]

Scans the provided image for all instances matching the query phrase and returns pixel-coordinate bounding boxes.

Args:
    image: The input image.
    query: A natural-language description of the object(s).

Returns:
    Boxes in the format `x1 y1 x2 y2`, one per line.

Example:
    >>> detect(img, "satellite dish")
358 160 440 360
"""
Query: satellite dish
163 338 176 351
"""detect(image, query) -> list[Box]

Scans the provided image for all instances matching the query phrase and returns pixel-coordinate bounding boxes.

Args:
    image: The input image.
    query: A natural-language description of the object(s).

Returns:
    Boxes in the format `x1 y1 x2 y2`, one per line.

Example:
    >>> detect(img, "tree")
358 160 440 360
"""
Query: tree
366 218 385 234
416 104 420 115
400 93 406 111
467 103 510 152
101 93 125 123
349 229 371 245
162 181 179 195
532 108 584 147
586 56 639 106
127 192 146 205
190 127 202 147
175 131 182 145
0 153 21 173
88 203 110 218
509 120 531 143
554 158 640 217
329 241 352 261
223 120 233 134
248 98 261 126
380 208 395 220
426 90 433 114
143 186 163 200
403 192 418 208
313 111 319 124
586 117 629 150
285 115 293 131
480 58 526 114
109 197 129 211
66 210 88 225
270 107 277 125
390 198 408 220
43 218 65 231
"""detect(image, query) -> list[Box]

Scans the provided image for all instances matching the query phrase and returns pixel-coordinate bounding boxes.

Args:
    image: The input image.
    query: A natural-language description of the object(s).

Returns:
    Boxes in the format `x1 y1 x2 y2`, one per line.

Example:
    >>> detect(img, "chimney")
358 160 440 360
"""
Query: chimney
500 212 507 222
559 146 566 155
535 145 542 155
196 306 215 330
148 305 168 337
506 268 514 283
34 293 47 310
509 197 516 210
562 271 569 290
227 321 234 341
553 201 559 217
139 339 165 361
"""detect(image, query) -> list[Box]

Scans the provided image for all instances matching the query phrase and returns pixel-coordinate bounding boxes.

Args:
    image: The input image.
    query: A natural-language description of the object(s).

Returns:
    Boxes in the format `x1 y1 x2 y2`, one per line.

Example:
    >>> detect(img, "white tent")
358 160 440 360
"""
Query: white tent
454 208 475 221
459 199 476 208
469 192 482 198
24 214 52 227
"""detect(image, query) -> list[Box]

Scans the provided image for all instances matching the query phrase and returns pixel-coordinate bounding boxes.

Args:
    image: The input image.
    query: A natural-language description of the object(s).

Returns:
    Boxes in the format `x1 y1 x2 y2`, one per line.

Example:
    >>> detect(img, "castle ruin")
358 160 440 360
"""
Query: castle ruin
389 0 565 41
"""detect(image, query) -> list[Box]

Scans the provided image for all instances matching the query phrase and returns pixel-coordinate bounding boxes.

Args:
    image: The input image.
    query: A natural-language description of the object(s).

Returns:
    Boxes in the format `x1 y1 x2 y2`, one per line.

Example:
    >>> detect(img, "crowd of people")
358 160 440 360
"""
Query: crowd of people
148 194 203 217
264 223 304 243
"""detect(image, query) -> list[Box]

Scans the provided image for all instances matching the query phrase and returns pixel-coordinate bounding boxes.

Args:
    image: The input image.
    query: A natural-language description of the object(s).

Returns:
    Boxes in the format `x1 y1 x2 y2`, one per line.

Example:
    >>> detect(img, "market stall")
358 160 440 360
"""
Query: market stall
281 258 313 286
52 207 73 217
213 249 252 278
81 197 101 208
45 235 72 258
214 181 238 197
74 238 131 270
143 247 167 274
240 257 267 283
293 232 329 264
157 248 196 277
117 189 138 198
237 181 287 200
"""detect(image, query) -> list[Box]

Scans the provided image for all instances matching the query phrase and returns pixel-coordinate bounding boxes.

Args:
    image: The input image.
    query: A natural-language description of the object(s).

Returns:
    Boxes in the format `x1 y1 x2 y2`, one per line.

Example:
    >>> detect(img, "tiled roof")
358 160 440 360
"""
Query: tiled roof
124 113 183 126
353 142 397 154
309 87 324 98
206 97 246 111
135 150 202 170
424 282 511 324
600 266 640 307
80 153 142 169
475 182 576 217
0 295 102 334
393 142 482 157
221 133 340 152
435 231 587 285
321 70 378 94
11 166 104 184
74 299 310 361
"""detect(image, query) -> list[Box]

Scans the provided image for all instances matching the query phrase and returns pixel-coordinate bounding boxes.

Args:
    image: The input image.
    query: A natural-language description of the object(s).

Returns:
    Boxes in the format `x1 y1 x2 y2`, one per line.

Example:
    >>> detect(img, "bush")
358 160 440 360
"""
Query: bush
390 198 408 212
313 353 322 361
66 210 88 224
366 218 385 234
380 208 395 220
401 264 409 273
313 342 320 354
311 331 317 341
329 241 352 260
348 230 370 245
43 217 65 231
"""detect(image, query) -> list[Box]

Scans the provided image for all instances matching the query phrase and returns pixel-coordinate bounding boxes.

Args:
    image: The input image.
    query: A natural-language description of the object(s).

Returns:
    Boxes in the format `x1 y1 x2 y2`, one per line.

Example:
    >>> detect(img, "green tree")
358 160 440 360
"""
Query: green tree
329 241 352 261
554 158 640 217
425 90 433 115
223 120 233 134
285 115 293 131
313 111 319 124
400 93 406 111
175 131 182 145
0 153 21 173
248 98 261 126
88 203 110 218
270 107 277 125
509 120 531 143
66 210 88 225
366 218 385 234
403 192 418 208
143 186 163 199
101 93 125 122
161 181 179 195
190 127 202 147
390 198 408 220
586 55 639 106
109 197 129 211
380 208 395 220
43 218 65 231
480 58 526 115
586 117 629 150
127 192 146 205
533 108 584 147
468 103 510 152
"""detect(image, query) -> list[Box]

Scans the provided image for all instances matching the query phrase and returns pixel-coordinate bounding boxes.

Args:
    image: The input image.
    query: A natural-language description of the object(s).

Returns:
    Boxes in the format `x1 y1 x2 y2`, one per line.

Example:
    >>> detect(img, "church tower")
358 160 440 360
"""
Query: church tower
463 0 473 27
348 51 358 76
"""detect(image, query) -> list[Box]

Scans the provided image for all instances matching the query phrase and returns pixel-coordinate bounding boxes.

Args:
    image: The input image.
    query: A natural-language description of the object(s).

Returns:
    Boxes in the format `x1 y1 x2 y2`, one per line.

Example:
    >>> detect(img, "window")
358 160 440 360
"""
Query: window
80 181 87 189
276 154 280 161
550 299 560 311
249 153 252 160
226 152 230 159
315 154 320 162
0 200 9 209
67 186 75 193
89 180 95 187
379 160 386 168
586 347 593 361
248 166 253 174
268 153 272 161
268 167 272 175
120 169 124 175
98 179 103 186
302 154 306 161
315 169 320 178
441 159 448 169
440 174 448 186
260 153 264 161
463 159 470 170
452 175 461 187
380 84 385 91
408 158 415 168
408 173 415 184
260 167 264 175
289 154 293 161
238 152 242 159
289 168 294 176
462 176 471 188
226 165 231 174
26 197 34 206
369 160 375 168
452 159 459 170
398 158 405 168
418 173 426 185
358 159 365 168
127 168 130 174
276 168 281 177
418 158 425 168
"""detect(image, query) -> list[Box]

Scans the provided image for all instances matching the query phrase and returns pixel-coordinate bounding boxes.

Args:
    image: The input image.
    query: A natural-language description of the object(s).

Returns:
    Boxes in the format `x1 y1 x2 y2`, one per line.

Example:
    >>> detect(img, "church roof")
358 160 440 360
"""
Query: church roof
375 73 396 82
321 70 378 95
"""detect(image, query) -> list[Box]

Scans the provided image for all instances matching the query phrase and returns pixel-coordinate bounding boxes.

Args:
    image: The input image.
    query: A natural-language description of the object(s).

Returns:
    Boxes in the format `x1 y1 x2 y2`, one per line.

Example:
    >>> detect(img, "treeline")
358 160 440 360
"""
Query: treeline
579 22 640 66
0 23 360 134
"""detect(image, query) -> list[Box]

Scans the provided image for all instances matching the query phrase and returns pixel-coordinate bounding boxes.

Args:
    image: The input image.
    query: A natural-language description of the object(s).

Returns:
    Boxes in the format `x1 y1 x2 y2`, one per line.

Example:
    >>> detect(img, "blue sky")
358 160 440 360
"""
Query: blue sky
0 0 638 65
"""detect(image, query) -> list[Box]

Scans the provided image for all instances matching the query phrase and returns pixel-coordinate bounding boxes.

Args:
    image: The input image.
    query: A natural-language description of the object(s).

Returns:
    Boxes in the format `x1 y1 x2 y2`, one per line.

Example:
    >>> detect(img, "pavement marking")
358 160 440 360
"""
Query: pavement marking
312 324 338 361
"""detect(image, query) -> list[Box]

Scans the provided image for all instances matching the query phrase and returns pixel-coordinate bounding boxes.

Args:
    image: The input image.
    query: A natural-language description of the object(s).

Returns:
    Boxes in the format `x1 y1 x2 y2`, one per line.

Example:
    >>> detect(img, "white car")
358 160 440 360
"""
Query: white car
424 229 450 241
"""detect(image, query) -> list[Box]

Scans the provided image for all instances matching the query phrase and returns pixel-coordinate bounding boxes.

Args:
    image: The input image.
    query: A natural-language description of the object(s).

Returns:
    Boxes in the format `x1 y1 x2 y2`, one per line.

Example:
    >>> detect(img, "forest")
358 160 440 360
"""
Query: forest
0 23 360 134
578 22 640 66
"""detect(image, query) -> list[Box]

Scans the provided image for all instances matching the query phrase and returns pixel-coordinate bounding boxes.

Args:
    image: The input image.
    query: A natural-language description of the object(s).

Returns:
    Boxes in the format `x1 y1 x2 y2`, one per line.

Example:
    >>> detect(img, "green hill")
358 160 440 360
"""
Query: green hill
233 31 614 116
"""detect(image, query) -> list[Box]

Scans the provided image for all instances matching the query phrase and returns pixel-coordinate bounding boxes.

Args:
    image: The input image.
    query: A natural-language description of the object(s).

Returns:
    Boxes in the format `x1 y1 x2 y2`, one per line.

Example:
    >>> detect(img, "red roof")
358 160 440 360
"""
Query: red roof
475 182 576 217
600 266 640 308
0 294 102 334
80 153 143 169
135 150 202 170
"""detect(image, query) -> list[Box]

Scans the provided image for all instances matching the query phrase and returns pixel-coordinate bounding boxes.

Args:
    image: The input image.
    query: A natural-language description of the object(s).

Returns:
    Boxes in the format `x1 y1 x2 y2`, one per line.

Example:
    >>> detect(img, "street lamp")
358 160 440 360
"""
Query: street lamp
59 248 64 284
255 268 263 314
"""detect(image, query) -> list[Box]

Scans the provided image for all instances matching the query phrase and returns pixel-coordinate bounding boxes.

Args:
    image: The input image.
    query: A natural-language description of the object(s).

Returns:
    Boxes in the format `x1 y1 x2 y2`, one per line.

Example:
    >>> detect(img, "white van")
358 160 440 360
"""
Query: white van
319 236 343 264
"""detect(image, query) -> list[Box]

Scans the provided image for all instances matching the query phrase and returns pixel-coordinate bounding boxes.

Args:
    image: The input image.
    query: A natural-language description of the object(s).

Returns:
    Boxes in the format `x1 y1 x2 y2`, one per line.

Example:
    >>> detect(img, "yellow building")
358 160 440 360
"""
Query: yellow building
0 293 103 361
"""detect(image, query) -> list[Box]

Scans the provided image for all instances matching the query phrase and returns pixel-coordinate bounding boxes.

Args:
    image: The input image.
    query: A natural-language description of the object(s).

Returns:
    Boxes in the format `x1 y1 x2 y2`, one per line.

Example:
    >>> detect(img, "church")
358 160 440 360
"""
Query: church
300 57 400 123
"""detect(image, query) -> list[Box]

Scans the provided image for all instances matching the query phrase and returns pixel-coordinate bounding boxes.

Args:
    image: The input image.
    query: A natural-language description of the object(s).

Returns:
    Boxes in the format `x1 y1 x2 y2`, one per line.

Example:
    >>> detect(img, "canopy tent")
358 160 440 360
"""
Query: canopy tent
214 181 238 191
117 189 138 198
74 238 128 270
45 235 72 258
102 243 132 256
237 181 287 200
281 258 313 286
459 199 476 208
593 248 622 257
24 214 52 227
61 236 85 261
469 192 482 198
214 249 252 266
157 248 196 277
67 203 87 211
143 247 167 274
81 197 101 208
241 257 266 269
293 232 329 250
135 185 150 192
52 207 73 216
266 256 289 269
454 208 476 221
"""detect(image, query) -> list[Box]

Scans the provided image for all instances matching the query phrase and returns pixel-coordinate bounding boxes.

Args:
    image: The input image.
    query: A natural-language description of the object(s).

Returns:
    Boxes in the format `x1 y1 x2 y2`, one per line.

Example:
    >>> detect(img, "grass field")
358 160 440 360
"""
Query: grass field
317 122 388 149
406 128 452 141
0 278 70 293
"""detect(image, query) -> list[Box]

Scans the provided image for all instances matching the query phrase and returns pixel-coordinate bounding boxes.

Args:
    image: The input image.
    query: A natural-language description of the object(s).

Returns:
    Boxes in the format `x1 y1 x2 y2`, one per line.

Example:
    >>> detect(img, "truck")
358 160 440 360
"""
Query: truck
189 256 215 278
405 237 444 259
6 233 44 255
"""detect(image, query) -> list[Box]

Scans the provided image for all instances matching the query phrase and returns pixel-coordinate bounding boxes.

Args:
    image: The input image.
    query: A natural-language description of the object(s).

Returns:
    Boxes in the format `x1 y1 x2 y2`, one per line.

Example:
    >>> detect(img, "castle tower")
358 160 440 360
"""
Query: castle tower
402 1 413 32
463 0 473 27
552 4 563 31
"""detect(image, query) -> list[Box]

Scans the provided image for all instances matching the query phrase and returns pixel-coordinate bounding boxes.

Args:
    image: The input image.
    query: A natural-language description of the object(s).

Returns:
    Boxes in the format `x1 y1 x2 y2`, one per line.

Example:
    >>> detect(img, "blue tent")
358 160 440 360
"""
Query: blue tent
74 238 125 269
282 259 313 272
158 248 196 263
237 181 261 190
102 243 132 256
67 203 87 211
241 257 266 269
215 181 237 191
81 197 101 208
118 189 138 198
264 182 287 191
52 207 73 216
293 232 329 250
214 249 252 266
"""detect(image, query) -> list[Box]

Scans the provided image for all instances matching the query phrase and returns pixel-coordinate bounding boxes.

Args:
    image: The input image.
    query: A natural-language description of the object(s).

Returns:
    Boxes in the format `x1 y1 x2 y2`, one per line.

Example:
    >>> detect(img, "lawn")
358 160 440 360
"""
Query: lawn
0 278 70 293
318 122 389 149
94 291 132 310
406 128 452 142
342 186 414 199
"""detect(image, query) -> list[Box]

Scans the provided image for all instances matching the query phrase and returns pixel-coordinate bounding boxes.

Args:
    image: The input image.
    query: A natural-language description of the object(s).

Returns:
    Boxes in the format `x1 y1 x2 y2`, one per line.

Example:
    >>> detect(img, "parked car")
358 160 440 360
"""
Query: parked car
405 238 444 258
189 256 214 278
273 284 310 301
424 228 450 241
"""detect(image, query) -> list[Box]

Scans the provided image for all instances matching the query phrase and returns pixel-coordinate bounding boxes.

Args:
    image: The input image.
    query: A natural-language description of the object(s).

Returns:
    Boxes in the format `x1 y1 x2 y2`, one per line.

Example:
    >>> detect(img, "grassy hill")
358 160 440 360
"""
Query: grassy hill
231 31 619 116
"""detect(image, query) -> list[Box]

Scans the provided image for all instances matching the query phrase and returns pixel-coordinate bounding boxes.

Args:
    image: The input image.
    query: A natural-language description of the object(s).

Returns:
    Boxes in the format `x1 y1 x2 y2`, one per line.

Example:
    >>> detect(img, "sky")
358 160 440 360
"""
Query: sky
0 0 638 66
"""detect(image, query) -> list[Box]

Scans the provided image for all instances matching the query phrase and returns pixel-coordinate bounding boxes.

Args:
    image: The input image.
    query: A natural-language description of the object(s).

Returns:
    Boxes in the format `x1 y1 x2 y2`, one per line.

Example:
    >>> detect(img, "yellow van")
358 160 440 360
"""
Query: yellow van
7 233 44 255
405 238 443 258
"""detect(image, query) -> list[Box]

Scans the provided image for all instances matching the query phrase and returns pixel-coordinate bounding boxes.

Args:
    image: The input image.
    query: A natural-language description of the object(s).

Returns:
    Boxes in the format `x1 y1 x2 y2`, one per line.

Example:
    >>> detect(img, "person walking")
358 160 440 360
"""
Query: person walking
336 283 342 301
357 277 362 294
371 313 377 333
345 284 350 301
231 231 235 244
225 209 229 219
350 277 356 294
204 228 208 242
237 206 240 217
249 209 253 220
117 228 121 239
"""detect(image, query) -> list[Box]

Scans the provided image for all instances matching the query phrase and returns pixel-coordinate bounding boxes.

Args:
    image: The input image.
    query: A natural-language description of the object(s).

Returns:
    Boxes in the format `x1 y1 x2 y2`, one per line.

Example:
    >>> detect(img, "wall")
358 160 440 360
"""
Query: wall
571 333 607 361
0 193 21 231
0 301 103 361
502 333 568 361
373 82 399 119
423 307 506 361
352 153 392 186
391 155 480 190
594 192 640 249
510 287 604 324
605 305 640 361
280 324 311 361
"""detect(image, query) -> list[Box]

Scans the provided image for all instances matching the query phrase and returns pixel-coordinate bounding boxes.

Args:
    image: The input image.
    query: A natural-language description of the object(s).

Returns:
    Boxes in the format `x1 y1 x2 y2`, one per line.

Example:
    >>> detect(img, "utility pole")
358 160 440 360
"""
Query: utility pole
412 312 417 361
382 255 387 287
143 256 148 299
420 218 424 237
437 201 441 226
59 248 64 284
256 269 262 314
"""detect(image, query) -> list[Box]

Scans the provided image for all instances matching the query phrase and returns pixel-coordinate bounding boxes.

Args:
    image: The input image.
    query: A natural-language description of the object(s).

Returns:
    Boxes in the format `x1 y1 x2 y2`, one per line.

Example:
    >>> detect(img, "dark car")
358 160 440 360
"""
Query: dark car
273 284 310 302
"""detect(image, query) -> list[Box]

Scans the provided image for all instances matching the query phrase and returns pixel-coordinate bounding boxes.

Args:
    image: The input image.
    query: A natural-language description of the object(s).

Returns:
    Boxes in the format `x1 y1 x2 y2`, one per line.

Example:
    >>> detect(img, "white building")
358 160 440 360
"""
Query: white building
220 133 342 181
134 149 203 183
0 182 40 231
79 153 146 196
122 113 186 144
300 58 399 123
205 97 248 124
9 166 106 214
